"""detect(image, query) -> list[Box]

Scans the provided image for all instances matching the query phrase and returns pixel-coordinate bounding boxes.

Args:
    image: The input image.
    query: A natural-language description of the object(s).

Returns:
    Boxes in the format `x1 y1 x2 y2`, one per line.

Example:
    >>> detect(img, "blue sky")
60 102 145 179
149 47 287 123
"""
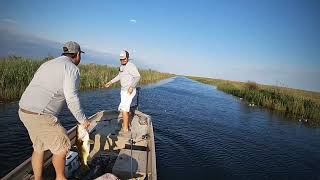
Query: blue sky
1 0 320 91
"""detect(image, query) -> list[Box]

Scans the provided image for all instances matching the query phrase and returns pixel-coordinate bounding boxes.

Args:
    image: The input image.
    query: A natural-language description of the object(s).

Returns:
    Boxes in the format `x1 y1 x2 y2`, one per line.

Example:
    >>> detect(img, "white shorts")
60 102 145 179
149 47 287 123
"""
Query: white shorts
118 89 136 112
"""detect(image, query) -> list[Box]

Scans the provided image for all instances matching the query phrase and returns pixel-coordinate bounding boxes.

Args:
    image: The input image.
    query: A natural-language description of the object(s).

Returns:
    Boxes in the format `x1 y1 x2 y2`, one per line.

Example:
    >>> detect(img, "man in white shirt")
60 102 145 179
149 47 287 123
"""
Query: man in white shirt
19 41 90 180
105 50 140 135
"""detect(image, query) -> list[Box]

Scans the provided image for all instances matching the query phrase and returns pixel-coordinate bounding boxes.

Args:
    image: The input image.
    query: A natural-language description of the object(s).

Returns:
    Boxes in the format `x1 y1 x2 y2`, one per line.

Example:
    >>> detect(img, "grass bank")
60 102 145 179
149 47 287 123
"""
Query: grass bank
189 76 320 126
0 56 174 102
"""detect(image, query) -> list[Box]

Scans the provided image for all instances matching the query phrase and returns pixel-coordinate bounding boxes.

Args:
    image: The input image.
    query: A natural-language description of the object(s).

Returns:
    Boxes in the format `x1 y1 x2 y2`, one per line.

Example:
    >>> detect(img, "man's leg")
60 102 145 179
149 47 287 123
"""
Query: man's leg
52 151 67 180
32 150 44 180
122 111 129 132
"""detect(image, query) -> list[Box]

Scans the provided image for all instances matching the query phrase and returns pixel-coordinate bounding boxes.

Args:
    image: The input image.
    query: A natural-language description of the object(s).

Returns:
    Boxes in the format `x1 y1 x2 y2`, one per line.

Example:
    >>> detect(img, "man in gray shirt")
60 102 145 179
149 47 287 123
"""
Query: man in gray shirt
19 41 90 180
105 50 140 135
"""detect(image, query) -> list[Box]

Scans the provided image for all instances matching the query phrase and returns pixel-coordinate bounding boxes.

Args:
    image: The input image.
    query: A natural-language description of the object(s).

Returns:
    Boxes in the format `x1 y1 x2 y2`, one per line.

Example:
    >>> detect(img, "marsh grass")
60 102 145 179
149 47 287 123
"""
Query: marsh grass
189 76 320 126
0 56 173 102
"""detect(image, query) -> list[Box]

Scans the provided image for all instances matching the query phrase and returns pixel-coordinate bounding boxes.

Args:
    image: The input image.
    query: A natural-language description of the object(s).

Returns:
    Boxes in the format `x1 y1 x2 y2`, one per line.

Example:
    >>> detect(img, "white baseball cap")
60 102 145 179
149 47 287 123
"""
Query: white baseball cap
120 50 129 59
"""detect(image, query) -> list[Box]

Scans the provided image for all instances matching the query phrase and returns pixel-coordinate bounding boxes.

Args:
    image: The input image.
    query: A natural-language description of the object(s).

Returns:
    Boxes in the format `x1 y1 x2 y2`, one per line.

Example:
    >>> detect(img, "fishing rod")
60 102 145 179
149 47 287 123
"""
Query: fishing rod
136 87 141 110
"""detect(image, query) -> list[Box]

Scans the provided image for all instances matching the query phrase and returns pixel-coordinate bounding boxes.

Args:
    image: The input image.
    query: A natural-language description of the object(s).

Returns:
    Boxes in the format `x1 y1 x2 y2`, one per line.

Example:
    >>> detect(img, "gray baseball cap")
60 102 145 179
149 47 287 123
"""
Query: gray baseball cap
63 41 85 54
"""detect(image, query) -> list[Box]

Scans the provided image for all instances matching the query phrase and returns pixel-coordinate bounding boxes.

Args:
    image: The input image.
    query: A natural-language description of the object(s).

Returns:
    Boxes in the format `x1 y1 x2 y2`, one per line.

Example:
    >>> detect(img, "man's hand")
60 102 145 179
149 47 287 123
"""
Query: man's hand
81 119 90 129
105 82 112 88
128 87 134 95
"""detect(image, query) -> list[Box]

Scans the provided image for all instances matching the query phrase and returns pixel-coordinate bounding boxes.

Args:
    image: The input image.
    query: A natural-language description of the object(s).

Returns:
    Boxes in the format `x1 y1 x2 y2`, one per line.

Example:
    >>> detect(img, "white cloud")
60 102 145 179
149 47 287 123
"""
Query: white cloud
129 19 137 24
0 18 18 31
2 18 17 24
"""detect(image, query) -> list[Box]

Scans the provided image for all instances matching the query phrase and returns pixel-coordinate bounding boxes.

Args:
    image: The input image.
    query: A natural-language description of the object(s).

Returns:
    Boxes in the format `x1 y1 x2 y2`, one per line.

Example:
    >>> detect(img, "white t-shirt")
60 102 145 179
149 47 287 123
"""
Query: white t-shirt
110 61 141 90
19 56 86 123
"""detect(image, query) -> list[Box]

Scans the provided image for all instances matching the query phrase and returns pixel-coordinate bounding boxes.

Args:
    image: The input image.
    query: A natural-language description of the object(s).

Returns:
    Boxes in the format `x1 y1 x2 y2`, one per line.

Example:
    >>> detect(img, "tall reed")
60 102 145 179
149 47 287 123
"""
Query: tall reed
0 56 173 102
189 76 320 126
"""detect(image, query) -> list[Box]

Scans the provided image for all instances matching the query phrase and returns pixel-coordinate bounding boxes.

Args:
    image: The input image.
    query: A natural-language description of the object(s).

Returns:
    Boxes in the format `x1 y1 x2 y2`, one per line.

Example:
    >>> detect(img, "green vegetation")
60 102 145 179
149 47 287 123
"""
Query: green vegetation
189 76 320 126
79 63 174 90
0 56 173 102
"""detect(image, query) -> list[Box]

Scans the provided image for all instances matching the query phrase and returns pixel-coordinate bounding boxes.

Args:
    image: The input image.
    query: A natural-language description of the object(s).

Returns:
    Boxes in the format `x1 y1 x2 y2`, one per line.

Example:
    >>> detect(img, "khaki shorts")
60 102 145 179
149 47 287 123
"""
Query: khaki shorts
18 109 71 155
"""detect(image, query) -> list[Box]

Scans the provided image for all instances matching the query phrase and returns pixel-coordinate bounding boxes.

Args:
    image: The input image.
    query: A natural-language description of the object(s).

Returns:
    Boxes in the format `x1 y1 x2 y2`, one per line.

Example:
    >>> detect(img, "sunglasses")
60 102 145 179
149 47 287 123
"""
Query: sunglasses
120 58 127 61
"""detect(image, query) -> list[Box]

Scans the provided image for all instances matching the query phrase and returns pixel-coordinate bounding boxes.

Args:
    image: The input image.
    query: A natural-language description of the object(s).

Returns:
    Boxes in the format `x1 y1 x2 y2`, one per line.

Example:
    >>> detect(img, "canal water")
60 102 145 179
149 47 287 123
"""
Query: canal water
0 77 320 179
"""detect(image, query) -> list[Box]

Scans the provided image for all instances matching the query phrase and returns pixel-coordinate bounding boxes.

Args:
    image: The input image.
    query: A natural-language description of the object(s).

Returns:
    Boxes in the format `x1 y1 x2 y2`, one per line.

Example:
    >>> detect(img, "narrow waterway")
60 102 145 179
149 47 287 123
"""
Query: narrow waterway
0 77 320 179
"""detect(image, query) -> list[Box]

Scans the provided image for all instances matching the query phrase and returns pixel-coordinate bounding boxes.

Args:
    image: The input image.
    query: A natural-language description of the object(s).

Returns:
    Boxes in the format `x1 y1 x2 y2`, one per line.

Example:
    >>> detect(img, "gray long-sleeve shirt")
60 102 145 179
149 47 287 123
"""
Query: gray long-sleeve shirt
19 56 86 123
110 61 140 90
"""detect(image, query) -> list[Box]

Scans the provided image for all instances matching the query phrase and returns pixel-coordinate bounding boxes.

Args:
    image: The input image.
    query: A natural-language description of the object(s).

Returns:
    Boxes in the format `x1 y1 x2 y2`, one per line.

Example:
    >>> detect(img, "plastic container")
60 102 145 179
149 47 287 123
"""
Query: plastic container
65 151 80 178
